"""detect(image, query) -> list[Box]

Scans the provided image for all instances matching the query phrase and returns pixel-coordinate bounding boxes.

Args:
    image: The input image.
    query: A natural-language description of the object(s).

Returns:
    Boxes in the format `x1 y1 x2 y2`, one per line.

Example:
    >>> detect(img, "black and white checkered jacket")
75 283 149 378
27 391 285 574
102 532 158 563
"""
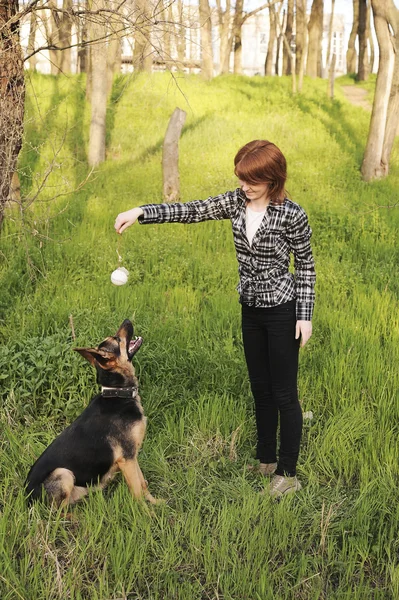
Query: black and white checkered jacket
139 188 316 320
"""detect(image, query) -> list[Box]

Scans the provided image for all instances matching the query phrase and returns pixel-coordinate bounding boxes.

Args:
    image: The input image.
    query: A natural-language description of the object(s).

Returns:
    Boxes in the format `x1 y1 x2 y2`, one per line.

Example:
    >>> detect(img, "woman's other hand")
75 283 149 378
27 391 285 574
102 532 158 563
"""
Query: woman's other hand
114 207 144 234
295 320 312 348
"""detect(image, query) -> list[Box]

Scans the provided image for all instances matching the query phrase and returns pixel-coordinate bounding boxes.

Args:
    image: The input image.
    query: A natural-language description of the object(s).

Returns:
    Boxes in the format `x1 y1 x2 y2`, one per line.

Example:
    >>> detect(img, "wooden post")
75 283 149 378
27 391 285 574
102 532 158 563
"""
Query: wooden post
162 108 187 203
329 53 336 99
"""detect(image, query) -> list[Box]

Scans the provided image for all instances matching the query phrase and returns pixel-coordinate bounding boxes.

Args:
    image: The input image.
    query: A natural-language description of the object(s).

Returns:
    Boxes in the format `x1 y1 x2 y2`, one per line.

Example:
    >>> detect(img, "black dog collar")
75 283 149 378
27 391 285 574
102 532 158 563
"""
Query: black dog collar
101 386 137 398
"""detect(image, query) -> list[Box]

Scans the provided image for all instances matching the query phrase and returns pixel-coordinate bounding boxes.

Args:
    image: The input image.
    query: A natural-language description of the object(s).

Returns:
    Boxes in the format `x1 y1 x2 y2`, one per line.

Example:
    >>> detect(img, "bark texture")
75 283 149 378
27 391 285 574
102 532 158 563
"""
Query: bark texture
283 0 294 75
265 4 277 76
326 0 335 73
233 0 244 74
0 0 25 227
307 0 323 78
346 0 359 73
295 0 306 80
217 0 233 74
88 0 108 167
357 0 369 80
27 8 38 71
361 0 399 181
199 0 214 80
133 0 153 72
162 108 187 203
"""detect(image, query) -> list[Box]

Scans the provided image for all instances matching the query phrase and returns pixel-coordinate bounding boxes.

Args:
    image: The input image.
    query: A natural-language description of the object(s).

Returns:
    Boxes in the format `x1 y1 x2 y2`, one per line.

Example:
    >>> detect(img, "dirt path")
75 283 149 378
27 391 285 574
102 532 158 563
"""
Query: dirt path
341 84 399 135
340 85 372 111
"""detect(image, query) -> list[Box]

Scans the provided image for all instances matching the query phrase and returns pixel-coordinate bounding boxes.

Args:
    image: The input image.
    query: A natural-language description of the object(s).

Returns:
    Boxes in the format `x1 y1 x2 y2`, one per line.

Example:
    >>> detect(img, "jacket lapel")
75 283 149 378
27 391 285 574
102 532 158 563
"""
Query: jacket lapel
251 203 284 249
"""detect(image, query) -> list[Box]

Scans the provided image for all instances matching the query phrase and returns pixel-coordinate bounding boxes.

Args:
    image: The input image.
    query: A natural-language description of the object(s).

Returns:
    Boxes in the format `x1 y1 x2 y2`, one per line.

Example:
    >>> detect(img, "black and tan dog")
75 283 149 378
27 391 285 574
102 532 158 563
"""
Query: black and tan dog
26 319 160 507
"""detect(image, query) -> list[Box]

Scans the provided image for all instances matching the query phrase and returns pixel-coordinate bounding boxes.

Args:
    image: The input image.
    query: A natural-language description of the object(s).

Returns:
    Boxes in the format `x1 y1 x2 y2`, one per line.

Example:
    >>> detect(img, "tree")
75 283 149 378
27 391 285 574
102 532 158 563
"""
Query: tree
199 0 213 80
132 0 153 72
361 0 399 181
307 0 323 78
265 2 277 76
346 0 359 73
295 0 306 89
357 0 369 81
0 0 25 228
233 1 280 75
282 0 294 75
216 0 233 75
88 0 108 167
325 0 335 76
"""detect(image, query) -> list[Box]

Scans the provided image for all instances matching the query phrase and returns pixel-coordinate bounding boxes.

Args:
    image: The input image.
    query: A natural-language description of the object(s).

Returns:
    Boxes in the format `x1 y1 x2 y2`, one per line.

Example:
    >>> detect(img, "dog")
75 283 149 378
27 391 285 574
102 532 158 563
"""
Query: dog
26 319 160 507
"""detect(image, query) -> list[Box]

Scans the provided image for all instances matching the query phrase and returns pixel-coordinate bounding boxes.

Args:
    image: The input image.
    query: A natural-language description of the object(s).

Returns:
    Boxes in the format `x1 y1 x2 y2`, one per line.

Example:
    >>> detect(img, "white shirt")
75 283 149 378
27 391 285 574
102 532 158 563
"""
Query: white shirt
246 206 266 246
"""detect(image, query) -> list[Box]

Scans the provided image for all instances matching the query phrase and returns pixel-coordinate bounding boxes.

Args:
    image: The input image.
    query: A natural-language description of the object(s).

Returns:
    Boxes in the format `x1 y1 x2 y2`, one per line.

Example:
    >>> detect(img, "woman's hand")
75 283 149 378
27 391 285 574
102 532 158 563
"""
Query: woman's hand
114 207 144 234
295 320 312 348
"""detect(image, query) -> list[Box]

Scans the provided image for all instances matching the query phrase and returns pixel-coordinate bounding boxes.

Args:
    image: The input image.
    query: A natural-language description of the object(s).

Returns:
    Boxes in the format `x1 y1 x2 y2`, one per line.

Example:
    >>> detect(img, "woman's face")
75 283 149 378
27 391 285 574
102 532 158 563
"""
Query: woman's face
238 180 270 203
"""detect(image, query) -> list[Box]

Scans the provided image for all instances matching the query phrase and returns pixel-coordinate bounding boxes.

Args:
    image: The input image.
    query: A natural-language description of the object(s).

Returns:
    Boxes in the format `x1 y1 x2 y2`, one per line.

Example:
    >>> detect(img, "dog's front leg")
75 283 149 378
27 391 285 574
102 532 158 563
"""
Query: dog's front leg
136 461 164 505
117 458 143 500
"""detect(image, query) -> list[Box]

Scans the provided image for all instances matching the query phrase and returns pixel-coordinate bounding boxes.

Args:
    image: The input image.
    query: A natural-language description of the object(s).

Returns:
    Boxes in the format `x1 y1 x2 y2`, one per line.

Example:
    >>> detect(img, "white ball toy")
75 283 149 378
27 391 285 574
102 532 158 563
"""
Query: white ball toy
111 267 129 286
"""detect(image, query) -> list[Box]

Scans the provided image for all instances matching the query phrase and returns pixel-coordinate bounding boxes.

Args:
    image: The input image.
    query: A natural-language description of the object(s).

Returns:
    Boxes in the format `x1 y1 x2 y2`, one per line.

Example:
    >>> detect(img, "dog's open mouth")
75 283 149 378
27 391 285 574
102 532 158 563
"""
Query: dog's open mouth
128 336 143 359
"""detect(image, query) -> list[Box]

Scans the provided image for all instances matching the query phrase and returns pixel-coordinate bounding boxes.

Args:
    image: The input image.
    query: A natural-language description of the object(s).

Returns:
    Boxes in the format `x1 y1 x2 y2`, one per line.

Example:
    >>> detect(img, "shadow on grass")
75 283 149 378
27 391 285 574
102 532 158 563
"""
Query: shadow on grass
133 114 210 165
293 94 368 165
106 74 132 150
19 76 65 195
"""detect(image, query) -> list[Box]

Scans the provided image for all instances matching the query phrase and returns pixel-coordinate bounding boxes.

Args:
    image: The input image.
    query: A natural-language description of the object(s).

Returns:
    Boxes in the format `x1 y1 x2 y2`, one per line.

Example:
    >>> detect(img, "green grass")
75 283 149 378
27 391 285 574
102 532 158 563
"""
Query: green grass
1 71 399 599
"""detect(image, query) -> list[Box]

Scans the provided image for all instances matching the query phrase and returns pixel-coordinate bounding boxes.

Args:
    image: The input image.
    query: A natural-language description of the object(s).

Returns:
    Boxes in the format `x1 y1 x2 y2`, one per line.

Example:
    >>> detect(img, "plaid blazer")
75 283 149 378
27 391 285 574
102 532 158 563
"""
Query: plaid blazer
139 188 316 320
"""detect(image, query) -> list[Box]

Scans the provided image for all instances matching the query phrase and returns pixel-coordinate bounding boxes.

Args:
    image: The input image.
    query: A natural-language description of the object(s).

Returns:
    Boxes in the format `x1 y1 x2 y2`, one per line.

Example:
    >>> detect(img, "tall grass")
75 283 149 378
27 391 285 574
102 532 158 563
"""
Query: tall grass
0 71 398 599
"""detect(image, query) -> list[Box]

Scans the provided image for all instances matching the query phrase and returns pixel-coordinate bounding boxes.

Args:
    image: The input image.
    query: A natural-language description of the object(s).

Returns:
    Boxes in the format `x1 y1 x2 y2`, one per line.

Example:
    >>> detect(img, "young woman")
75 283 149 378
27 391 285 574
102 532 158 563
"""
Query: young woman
114 140 316 497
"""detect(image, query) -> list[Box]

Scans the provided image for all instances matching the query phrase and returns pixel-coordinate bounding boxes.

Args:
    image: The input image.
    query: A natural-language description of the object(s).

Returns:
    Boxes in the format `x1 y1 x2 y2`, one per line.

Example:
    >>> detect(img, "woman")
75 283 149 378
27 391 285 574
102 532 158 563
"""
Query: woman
114 140 316 497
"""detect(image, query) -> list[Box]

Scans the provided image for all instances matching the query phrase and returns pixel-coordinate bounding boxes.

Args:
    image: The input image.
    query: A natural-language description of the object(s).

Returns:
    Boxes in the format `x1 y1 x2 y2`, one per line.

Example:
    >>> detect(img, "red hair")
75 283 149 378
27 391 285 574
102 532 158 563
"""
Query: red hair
234 140 287 204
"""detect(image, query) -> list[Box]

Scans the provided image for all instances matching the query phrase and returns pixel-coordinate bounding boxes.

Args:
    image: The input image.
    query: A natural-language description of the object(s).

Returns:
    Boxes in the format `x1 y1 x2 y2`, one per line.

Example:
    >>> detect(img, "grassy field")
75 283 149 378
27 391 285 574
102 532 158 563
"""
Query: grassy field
1 71 399 599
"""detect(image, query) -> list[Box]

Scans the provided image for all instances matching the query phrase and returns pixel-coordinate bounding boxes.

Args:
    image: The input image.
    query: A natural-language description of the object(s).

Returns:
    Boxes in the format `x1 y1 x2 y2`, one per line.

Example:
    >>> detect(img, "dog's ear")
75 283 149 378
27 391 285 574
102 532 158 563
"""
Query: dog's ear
74 347 115 369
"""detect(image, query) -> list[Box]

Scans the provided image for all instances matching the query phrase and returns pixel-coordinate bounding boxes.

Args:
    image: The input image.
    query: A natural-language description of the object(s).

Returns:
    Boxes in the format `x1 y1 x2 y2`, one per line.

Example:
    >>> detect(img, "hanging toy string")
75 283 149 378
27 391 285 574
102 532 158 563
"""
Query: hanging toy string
116 235 123 268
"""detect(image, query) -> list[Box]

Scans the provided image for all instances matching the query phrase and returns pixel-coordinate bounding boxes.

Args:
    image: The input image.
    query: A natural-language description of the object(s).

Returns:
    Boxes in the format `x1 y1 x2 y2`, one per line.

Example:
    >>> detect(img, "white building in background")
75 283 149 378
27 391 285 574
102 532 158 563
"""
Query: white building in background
322 13 346 74
20 6 347 78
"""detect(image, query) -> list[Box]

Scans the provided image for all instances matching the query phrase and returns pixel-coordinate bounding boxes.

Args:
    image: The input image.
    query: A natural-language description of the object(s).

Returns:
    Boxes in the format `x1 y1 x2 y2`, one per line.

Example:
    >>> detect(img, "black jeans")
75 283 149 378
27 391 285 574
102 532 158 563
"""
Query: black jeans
241 300 302 477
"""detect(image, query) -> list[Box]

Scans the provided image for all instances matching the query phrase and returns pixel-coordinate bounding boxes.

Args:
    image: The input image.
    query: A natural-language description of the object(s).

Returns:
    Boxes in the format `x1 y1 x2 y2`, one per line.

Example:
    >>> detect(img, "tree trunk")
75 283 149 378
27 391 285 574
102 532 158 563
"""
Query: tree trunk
283 34 296 93
307 0 323 78
381 9 399 169
326 0 335 74
199 0 213 80
357 0 369 80
366 1 375 73
361 0 396 181
28 8 38 72
265 4 277 76
48 0 61 74
175 1 186 67
295 0 305 78
78 6 88 73
217 0 232 75
162 108 187 202
233 0 244 74
0 0 25 227
107 1 124 93
59 0 73 73
283 0 293 75
346 0 359 74
275 8 285 75
107 37 122 93
88 0 108 167
47 0 73 74
133 0 153 72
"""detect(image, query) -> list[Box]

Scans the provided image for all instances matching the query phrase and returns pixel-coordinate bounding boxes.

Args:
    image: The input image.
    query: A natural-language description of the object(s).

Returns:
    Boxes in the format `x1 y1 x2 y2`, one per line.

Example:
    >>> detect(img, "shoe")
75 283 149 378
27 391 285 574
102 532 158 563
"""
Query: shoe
269 474 302 498
247 462 277 476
